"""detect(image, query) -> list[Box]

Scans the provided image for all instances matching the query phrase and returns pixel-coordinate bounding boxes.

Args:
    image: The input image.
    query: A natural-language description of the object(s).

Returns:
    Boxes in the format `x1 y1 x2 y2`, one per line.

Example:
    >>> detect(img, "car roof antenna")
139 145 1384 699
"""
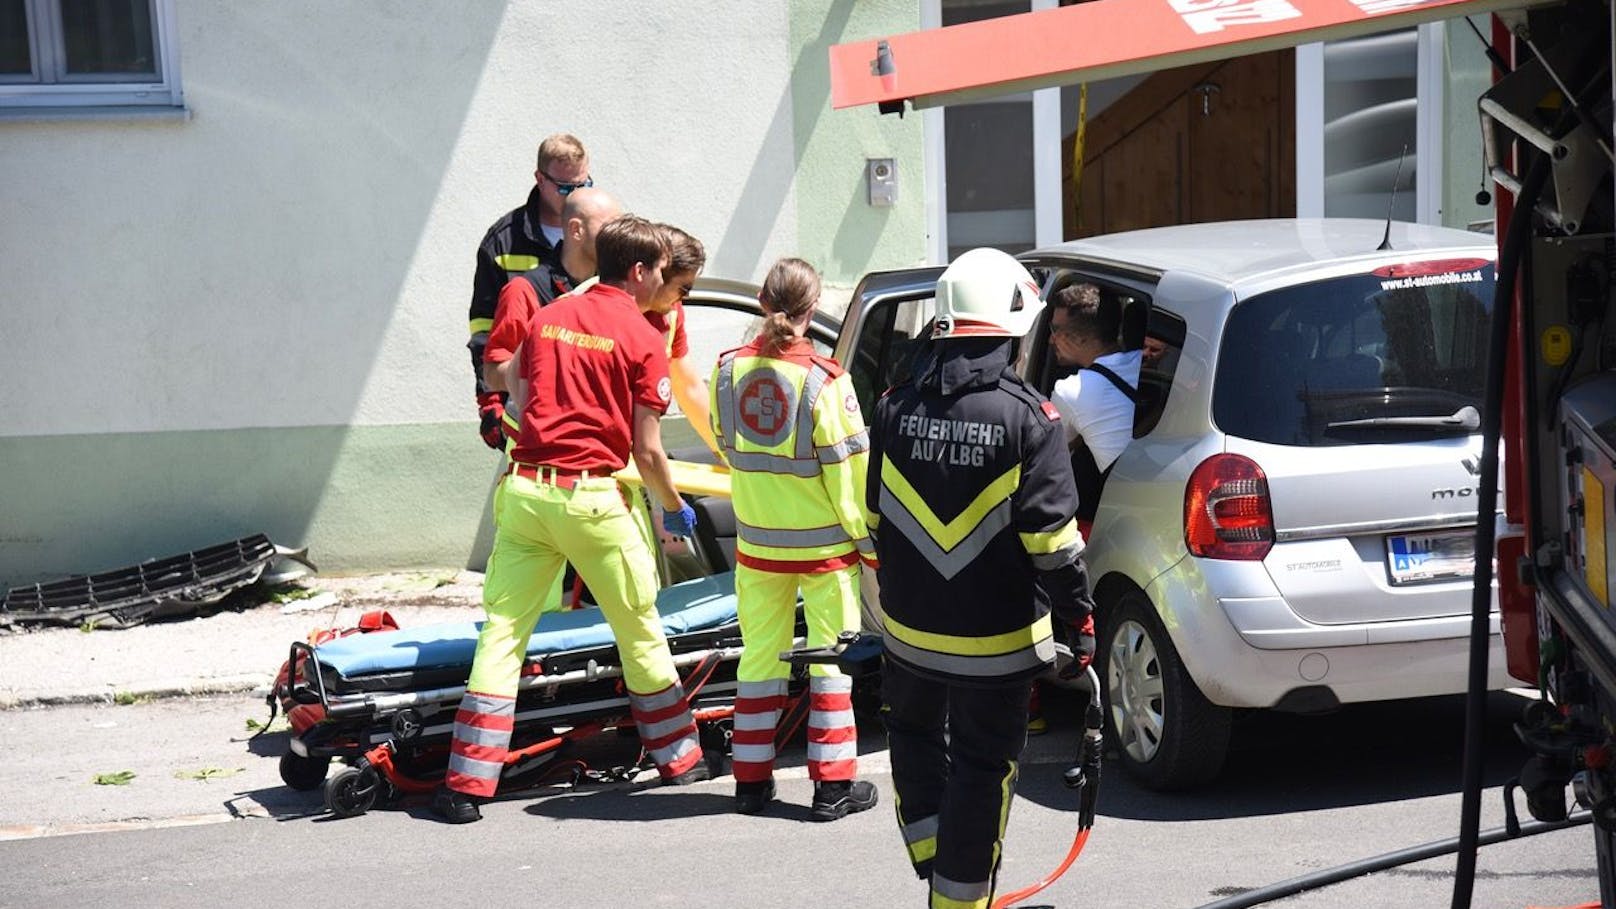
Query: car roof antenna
1377 144 1410 252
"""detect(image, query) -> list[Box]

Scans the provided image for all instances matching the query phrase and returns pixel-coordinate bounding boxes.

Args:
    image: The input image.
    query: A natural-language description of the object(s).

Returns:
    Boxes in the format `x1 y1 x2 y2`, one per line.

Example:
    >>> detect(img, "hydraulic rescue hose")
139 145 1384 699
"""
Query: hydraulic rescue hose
1452 50 1609 904
992 665 1104 909
1191 811 1592 909
1450 145 1553 909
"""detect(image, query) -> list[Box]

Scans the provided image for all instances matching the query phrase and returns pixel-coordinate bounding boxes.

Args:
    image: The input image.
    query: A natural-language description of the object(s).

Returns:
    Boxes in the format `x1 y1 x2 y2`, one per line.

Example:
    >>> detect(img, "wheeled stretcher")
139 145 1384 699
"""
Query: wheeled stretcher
276 572 817 817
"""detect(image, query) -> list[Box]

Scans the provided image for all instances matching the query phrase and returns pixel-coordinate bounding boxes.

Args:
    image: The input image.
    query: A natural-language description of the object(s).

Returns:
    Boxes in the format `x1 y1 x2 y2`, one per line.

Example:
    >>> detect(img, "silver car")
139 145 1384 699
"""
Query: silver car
834 219 1510 790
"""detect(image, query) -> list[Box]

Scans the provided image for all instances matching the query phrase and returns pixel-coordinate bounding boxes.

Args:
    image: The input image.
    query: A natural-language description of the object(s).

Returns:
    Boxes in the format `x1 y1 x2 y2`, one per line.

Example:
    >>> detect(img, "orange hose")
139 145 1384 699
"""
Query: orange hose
990 828 1091 909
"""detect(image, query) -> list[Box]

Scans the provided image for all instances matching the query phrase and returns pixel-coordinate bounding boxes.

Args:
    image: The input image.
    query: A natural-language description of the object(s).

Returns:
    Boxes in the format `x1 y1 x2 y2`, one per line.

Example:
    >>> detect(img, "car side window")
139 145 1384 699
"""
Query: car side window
847 295 936 417
1135 309 1187 437
1032 272 1183 438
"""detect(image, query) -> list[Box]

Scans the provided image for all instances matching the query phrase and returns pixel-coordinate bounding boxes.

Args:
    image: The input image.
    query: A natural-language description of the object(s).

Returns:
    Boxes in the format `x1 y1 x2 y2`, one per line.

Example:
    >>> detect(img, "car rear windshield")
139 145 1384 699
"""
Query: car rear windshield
1212 260 1495 446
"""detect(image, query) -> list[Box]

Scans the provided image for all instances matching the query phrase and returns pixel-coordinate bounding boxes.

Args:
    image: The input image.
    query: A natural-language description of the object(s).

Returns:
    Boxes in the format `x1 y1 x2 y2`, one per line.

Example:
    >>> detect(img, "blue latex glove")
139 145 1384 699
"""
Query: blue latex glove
662 502 698 537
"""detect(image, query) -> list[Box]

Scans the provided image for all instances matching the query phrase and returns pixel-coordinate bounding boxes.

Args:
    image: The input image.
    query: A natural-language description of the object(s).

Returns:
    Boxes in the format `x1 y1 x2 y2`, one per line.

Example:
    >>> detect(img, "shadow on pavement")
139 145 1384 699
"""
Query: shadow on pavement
1014 687 1534 821
226 785 324 821
240 728 289 758
524 786 737 822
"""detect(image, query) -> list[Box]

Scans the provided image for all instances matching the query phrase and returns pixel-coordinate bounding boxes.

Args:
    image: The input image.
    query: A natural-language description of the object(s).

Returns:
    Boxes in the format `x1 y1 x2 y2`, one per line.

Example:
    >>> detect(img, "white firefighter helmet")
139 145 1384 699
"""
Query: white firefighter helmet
931 247 1045 340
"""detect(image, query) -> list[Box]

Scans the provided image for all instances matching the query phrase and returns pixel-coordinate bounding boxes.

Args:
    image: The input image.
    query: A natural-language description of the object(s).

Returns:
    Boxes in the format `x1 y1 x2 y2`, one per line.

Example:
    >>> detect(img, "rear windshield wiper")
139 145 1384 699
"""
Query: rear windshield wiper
1326 405 1480 432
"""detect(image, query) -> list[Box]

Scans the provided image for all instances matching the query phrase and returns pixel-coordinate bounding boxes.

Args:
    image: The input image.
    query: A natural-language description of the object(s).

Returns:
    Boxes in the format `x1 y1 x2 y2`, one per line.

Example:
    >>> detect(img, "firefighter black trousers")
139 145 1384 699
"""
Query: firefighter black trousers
882 658 1031 905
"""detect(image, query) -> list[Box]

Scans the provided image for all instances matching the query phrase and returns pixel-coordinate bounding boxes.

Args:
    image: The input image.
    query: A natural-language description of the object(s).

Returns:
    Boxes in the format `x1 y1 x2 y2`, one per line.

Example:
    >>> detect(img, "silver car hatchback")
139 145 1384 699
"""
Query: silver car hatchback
835 218 1510 790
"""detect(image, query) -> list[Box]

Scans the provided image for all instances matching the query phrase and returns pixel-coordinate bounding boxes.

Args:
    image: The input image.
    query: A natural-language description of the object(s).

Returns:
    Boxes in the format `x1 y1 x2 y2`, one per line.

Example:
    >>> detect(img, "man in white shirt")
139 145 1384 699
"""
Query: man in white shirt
1048 283 1141 530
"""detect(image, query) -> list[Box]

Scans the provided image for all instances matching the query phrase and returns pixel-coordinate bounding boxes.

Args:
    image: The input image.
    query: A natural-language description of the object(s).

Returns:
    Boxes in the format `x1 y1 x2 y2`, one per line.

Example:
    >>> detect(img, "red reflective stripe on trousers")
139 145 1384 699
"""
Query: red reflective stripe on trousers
735 694 788 713
446 769 498 798
731 727 776 746
631 699 692 726
454 708 515 732
640 723 698 751
659 743 703 778
811 759 856 781
807 723 859 744
810 691 852 711
450 741 506 764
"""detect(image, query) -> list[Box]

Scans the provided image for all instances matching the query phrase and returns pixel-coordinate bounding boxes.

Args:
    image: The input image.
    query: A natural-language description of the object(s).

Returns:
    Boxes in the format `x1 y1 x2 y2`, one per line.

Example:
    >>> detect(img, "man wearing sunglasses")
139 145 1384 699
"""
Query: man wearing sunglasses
467 132 595 450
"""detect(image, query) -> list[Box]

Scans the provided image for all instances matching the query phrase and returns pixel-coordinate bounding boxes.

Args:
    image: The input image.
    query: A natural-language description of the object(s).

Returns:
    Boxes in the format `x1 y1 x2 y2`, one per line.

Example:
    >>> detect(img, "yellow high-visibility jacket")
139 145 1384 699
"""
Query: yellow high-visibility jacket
710 337 876 573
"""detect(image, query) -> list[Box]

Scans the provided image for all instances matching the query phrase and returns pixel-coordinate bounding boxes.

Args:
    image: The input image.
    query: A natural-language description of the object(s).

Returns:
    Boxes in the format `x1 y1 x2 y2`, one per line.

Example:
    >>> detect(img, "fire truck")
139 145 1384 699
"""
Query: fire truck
1485 1 1616 904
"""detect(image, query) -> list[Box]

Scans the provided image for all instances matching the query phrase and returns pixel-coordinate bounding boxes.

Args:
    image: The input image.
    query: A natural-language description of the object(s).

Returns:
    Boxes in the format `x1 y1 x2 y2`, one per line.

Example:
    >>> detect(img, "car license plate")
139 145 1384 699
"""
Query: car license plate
1386 529 1475 585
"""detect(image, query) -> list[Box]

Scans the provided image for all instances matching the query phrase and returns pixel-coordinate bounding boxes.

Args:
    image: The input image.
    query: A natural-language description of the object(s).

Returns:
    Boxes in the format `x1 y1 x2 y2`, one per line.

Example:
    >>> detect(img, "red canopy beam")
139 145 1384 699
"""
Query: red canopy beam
830 0 1549 112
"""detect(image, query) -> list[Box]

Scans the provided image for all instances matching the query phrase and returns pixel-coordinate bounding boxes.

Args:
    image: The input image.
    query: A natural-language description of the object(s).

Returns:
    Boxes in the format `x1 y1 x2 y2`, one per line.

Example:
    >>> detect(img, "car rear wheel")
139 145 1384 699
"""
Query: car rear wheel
1099 590 1231 790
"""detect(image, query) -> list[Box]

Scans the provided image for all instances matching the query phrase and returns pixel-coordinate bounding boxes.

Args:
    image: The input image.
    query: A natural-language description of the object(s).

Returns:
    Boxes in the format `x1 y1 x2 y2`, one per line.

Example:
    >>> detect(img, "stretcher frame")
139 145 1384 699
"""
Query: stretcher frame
277 603 820 818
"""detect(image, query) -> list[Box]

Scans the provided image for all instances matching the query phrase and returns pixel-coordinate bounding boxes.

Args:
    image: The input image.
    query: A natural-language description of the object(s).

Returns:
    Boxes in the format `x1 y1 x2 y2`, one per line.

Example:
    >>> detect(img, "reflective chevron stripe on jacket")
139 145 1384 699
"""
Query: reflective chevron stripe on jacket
868 343 1084 686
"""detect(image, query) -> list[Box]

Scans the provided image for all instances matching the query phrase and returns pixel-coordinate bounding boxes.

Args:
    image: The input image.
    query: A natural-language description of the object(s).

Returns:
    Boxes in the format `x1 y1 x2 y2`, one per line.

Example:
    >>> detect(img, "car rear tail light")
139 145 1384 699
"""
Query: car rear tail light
1184 454 1274 560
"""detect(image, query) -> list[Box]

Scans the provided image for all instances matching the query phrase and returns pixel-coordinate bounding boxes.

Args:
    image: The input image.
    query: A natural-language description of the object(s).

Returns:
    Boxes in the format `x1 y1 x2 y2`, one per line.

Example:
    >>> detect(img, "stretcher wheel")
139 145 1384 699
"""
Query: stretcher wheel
279 752 331 791
324 766 380 818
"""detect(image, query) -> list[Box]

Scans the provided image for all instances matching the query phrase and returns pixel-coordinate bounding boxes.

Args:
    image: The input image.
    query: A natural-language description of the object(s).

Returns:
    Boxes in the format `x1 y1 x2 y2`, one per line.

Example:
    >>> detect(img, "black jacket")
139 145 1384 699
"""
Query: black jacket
466 187 563 395
868 338 1093 687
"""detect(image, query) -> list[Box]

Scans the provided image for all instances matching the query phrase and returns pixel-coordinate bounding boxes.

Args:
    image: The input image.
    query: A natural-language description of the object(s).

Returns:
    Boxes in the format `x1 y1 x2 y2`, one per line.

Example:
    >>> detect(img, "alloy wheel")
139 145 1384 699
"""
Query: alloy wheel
1107 618 1165 764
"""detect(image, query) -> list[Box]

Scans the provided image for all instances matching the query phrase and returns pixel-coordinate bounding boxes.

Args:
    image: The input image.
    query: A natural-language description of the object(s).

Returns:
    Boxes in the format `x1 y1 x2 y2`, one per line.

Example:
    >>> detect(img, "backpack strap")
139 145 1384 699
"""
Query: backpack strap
1084 363 1139 403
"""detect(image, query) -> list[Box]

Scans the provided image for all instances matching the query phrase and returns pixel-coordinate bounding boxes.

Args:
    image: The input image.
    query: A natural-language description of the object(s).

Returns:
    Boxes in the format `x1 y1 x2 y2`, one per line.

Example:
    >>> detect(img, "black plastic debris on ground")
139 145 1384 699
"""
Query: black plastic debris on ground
1 534 281 629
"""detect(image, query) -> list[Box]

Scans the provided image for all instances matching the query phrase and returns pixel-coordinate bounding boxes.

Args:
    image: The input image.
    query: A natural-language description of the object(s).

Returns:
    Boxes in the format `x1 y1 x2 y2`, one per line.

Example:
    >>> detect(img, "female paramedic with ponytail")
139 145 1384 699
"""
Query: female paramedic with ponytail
709 257 880 821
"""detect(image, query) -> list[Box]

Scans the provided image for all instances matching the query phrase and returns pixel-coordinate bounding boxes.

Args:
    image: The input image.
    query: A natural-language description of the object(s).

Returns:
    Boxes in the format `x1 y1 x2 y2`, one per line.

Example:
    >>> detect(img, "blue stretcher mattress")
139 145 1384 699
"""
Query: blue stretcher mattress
313 572 738 679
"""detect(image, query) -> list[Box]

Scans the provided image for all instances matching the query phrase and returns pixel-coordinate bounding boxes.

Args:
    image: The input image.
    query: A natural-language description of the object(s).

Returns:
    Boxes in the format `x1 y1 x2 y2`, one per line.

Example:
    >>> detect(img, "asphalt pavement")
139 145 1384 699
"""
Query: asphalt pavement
0 575 1604 908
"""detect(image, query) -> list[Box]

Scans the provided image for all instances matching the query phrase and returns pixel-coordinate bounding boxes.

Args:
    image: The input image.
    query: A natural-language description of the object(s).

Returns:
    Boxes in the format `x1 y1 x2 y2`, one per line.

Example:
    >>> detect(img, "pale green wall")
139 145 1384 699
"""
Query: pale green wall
0 416 706 587
790 0 928 309
0 1 924 588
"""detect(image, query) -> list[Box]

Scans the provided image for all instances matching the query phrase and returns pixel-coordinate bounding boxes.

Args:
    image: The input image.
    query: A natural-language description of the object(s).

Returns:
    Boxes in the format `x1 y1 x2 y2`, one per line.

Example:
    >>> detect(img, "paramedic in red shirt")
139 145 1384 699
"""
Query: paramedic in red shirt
482 186 623 443
434 215 706 823
647 224 718 456
489 219 713 456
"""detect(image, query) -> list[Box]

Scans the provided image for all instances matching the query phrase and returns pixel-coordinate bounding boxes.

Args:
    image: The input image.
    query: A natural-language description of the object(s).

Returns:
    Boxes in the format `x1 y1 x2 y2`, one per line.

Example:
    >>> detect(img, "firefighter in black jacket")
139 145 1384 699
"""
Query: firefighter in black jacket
467 133 592 448
868 247 1096 909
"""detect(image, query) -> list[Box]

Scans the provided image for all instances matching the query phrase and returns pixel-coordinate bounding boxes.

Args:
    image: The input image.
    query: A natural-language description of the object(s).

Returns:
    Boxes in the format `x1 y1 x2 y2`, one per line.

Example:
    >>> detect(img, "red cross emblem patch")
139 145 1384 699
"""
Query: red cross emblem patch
735 369 795 447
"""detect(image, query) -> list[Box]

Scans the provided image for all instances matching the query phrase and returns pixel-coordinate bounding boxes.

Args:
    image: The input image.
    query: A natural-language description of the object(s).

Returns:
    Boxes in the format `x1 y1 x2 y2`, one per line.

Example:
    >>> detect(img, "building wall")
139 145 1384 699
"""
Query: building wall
0 0 925 587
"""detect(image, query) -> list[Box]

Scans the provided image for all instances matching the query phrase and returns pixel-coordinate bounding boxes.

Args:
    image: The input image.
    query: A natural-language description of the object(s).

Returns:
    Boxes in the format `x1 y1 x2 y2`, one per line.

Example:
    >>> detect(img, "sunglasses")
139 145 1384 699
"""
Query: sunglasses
542 171 594 196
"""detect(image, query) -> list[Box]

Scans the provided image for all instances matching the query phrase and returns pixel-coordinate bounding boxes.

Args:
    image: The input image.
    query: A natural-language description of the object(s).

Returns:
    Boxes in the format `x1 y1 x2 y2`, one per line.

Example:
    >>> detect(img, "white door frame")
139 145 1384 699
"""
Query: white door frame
923 0 948 265
1031 0 1063 249
921 0 1064 263
1296 26 1447 224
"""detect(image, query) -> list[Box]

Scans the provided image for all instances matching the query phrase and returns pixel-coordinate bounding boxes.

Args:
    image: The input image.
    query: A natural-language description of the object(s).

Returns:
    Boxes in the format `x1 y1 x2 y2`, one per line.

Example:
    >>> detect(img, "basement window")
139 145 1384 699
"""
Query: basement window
0 0 183 112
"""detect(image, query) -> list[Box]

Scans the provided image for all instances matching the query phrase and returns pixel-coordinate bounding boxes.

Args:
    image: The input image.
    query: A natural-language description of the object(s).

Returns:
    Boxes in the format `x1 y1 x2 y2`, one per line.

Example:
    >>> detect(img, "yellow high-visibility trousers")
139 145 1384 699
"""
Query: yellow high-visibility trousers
732 563 861 782
447 473 700 796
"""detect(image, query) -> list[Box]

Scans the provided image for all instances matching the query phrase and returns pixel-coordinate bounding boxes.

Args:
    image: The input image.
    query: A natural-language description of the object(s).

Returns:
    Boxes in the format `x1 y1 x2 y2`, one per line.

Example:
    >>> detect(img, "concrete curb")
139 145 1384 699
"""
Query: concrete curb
0 674 273 711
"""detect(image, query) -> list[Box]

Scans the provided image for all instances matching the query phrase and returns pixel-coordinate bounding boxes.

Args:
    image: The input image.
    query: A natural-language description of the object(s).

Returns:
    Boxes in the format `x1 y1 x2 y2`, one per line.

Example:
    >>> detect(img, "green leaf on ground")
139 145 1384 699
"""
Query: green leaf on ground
112 691 150 706
244 716 289 733
385 571 459 593
175 767 243 781
268 584 319 604
93 771 136 786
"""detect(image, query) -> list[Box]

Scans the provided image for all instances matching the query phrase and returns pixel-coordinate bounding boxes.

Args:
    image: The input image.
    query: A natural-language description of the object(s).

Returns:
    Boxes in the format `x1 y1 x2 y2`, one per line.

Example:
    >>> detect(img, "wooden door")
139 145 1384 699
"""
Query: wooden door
1064 49 1295 238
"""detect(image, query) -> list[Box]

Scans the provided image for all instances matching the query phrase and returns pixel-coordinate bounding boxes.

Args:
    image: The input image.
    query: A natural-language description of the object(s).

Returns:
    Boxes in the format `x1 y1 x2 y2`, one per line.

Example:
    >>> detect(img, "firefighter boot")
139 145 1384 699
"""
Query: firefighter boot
432 786 482 824
735 778 776 815
811 779 878 821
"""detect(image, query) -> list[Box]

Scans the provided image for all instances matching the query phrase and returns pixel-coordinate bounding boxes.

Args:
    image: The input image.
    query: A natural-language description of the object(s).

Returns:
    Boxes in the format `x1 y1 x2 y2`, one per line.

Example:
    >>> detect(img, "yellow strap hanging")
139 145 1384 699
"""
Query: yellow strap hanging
1071 82 1088 233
